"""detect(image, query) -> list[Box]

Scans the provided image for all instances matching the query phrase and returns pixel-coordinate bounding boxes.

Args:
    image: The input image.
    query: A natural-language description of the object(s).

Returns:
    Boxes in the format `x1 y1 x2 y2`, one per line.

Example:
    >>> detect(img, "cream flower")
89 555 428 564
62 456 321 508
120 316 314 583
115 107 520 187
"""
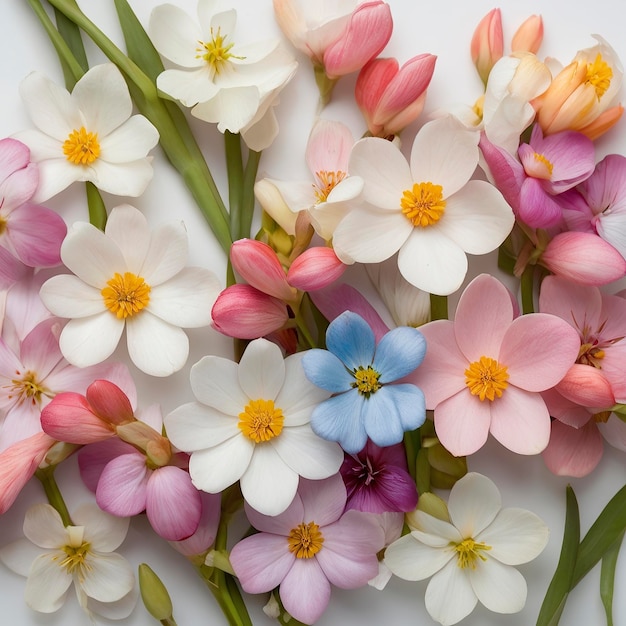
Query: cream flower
14 64 159 202
0 503 136 619
39 205 220 377
384 473 549 626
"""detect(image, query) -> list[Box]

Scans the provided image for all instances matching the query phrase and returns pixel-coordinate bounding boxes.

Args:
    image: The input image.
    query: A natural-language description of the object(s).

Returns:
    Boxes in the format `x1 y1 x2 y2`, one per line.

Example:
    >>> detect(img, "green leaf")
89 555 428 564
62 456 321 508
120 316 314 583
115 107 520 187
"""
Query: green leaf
53 7 88 82
600 531 624 626
536 485 580 626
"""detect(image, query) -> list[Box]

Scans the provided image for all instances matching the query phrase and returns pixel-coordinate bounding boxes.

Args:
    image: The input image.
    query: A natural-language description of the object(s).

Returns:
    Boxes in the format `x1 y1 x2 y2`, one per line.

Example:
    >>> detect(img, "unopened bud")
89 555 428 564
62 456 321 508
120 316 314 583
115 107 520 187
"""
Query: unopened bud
138 563 174 622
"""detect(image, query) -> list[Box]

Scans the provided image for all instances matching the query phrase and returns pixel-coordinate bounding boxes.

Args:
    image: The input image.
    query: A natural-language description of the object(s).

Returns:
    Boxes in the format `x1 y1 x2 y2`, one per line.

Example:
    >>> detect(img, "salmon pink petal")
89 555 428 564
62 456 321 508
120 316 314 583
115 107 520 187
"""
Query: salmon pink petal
555 364 616 408
286 247 346 291
538 275 602 330
543 420 604 477
86 380 135 425
542 388 593 428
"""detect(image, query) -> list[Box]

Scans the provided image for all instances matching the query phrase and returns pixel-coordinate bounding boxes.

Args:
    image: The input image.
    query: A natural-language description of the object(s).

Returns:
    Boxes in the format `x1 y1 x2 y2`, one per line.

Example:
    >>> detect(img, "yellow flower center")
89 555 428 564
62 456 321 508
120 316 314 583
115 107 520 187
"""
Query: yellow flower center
586 53 613 99
593 410 612 424
352 365 382 397
0 216 7 235
465 356 509 401
401 182 446 227
196 27 243 74
63 127 101 165
533 152 554 177
577 342 606 368
6 370 51 406
313 170 347 203
454 538 492 569
58 541 92 575
287 522 324 559
101 272 151 319
238 398 284 443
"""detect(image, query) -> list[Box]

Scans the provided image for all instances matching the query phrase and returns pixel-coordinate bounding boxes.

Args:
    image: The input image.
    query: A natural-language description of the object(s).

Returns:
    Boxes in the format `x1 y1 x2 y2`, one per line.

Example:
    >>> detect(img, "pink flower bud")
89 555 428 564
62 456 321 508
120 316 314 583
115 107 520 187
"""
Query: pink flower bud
323 1 393 79
86 380 136 426
211 284 289 339
231 239 296 301
356 54 436 137
540 231 626 285
511 15 543 54
470 8 503 85
287 247 346 291
555 364 616 408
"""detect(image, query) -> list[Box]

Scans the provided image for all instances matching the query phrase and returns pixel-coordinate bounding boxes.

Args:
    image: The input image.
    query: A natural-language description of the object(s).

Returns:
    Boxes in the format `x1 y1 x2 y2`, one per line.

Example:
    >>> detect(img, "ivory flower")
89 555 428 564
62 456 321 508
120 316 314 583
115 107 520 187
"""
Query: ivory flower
384 473 549 626
14 64 159 202
39 205 220 377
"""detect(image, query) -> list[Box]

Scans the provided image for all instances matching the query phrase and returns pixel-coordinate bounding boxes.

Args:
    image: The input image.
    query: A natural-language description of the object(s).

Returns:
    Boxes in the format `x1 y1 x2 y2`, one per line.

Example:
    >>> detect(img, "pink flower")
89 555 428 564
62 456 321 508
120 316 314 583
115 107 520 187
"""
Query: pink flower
355 54 436 138
229 474 384 624
511 15 543 54
470 9 503 85
410 274 580 456
286 247 346 291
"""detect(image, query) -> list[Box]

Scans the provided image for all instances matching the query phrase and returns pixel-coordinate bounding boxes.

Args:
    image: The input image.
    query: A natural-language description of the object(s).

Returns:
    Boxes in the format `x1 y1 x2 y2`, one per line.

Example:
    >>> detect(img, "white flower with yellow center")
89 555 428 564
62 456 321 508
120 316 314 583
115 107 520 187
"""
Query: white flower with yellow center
39 204 220 377
0 503 136 618
332 116 515 295
164 338 344 516
14 64 159 203
384 473 549 626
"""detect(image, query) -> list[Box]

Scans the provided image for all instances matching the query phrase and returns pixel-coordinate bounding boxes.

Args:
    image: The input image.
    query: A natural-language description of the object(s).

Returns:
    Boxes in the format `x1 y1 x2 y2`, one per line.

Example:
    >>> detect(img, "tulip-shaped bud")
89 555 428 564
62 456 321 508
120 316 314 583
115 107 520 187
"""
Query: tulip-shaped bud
255 178 298 237
356 54 437 138
471 8 503 85
555 363 616 408
211 284 289 339
286 247 346 291
511 15 543 54
230 239 296 301
138 564 175 623
540 231 626 286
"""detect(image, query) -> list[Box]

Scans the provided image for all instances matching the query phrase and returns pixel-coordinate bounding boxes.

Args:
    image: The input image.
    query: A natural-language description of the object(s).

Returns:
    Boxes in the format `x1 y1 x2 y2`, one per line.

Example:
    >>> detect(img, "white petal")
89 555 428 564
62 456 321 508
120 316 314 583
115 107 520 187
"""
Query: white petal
23 503 66 547
238 338 285 400
468 558 527 614
149 4 204 67
157 68 219 107
448 473 501 538
73 504 130 552
425 561 477 626
104 205 150 274
140 221 188 284
89 158 155 197
59 313 125 367
192 86 261 133
25 553 73 613
412 511 463 544
12 128 62 160
31 158 83 203
39 274 104 318
384 534 454 581
0 539 45 576
99 115 159 163
79 552 135 602
241 105 279 152
189 356 249 413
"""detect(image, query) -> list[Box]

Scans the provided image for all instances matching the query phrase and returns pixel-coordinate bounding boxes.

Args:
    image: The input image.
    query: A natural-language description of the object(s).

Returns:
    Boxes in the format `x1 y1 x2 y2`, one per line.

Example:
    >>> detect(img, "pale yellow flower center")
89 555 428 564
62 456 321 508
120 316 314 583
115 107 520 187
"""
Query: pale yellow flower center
238 398 284 443
101 272 151 319
58 541 92 575
352 365 382 397
401 182 446 227
586 53 613 99
577 342 606 368
313 170 347 203
454 537 492 569
465 356 509 401
7 370 51 406
63 127 101 165
287 521 324 559
533 152 554 177
196 27 243 74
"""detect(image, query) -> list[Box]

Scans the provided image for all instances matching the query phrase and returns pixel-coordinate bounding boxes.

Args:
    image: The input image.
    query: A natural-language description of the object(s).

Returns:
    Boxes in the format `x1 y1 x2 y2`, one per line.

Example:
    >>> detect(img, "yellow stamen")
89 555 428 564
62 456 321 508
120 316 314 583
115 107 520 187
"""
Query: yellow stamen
58 541 92 575
401 182 446 227
101 272 151 319
287 521 324 559
238 398 284 443
352 365 382 397
533 152 554 177
7 370 51 406
196 27 244 74
454 538 491 569
586 53 613 99
63 127 100 165
577 342 606 368
593 410 611 424
312 170 347 203
465 356 509 401
0 216 7 235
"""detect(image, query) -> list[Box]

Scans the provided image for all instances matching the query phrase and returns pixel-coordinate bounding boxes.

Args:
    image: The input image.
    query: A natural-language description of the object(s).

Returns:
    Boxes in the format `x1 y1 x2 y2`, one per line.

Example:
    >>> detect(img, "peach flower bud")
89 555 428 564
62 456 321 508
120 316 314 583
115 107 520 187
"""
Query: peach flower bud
540 231 626 285
555 364 616 408
511 15 543 54
211 284 289 339
230 239 296 301
470 8 503 85
356 54 436 137
255 178 298 236
287 247 346 291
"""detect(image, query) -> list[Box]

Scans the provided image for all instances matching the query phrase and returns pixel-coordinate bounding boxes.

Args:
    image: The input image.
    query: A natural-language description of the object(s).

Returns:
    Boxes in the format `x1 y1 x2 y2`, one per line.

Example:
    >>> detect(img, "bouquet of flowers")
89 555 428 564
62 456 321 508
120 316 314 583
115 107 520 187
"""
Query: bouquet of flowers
1 1 625 625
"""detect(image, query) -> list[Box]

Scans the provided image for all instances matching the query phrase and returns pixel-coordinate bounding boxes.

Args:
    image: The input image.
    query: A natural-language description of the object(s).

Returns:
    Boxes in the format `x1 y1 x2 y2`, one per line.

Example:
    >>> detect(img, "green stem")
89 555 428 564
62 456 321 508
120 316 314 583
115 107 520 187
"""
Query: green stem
294 312 317 349
225 131 244 241
86 181 107 230
240 149 262 241
35 467 73 526
429 294 448 321
520 264 535 314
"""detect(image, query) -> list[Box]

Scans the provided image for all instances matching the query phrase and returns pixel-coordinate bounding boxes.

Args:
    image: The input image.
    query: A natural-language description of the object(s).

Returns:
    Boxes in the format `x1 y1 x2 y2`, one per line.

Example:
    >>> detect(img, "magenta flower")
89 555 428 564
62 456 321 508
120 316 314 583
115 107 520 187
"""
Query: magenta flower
229 473 384 624
410 274 581 456
340 439 418 513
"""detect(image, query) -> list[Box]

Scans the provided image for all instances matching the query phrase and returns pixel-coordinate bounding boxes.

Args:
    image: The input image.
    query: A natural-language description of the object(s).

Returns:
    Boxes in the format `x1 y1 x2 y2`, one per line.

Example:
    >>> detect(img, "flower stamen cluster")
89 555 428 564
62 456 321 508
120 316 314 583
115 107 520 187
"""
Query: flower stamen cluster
352 365 382 397
62 127 101 165
287 521 324 559
400 182 446 227
586 53 613 97
101 272 151 319
238 398 285 442
464 355 509 401
454 537 492 569
312 170 347 203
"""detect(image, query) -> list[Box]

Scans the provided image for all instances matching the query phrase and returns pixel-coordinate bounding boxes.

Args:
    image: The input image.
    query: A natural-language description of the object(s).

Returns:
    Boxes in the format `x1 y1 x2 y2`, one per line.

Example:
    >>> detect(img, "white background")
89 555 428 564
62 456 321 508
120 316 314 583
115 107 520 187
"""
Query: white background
1 0 626 625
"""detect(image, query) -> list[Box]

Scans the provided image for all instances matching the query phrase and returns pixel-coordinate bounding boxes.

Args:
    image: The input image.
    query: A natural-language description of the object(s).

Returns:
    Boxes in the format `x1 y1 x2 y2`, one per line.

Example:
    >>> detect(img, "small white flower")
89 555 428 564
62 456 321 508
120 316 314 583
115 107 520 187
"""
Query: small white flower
164 338 344 516
0 503 136 619
39 204 220 377
384 473 549 626
15 64 159 202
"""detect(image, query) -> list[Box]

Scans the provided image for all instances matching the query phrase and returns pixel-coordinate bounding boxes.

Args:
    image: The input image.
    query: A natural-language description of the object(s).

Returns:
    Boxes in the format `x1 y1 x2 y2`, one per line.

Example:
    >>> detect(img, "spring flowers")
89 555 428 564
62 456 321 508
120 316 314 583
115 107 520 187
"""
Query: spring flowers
15 64 159 202
164 338 344 516
302 311 426 454
332 115 515 295
384 473 549 625
38 204 220 377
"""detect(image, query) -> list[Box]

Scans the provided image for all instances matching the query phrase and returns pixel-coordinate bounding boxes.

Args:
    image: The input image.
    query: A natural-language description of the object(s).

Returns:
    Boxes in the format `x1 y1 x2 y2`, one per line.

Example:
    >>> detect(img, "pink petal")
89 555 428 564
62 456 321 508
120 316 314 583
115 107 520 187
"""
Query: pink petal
170 491 221 556
355 58 398 135
95 452 148 516
543 388 593 428
77 438 135 491
286 247 346 291
555 364 616 408
518 177 563 228
0 138 31 183
538 275 602 331
543 420 604 477
299 475 347 527
280 558 332 624
86 379 135 425
305 119 353 174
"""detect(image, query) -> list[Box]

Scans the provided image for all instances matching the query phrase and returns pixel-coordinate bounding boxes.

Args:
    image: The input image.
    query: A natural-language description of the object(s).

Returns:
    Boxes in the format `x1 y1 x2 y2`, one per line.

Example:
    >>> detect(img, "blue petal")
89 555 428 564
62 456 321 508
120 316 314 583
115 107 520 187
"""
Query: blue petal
302 349 353 392
310 391 368 454
373 326 427 382
326 311 375 371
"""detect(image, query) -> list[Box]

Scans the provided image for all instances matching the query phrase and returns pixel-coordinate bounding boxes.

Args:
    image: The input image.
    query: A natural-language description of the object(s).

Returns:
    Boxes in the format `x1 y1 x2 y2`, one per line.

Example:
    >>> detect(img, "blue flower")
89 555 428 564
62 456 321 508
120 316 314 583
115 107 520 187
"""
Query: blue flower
302 311 427 453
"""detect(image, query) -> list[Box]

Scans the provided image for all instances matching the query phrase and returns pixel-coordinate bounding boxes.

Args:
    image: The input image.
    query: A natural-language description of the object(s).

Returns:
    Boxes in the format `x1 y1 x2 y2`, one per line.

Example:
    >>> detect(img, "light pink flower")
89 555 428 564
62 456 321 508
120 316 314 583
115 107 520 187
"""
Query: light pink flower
230 474 384 624
410 274 580 456
511 15 543 54
470 9 503 85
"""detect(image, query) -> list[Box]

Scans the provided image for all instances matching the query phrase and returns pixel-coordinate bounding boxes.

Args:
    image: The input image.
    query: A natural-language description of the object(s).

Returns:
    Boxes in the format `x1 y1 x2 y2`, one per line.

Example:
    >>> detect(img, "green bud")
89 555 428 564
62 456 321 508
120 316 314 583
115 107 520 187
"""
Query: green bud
428 443 467 489
138 563 174 622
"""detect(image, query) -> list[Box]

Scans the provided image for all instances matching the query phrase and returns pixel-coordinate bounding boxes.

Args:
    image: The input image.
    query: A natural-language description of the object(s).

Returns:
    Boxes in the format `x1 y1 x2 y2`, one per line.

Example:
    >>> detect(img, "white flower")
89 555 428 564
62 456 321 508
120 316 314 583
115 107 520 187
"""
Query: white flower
384 473 549 626
14 64 159 202
164 338 344 516
0 503 136 619
149 0 297 150
39 204 220 377
332 116 515 295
